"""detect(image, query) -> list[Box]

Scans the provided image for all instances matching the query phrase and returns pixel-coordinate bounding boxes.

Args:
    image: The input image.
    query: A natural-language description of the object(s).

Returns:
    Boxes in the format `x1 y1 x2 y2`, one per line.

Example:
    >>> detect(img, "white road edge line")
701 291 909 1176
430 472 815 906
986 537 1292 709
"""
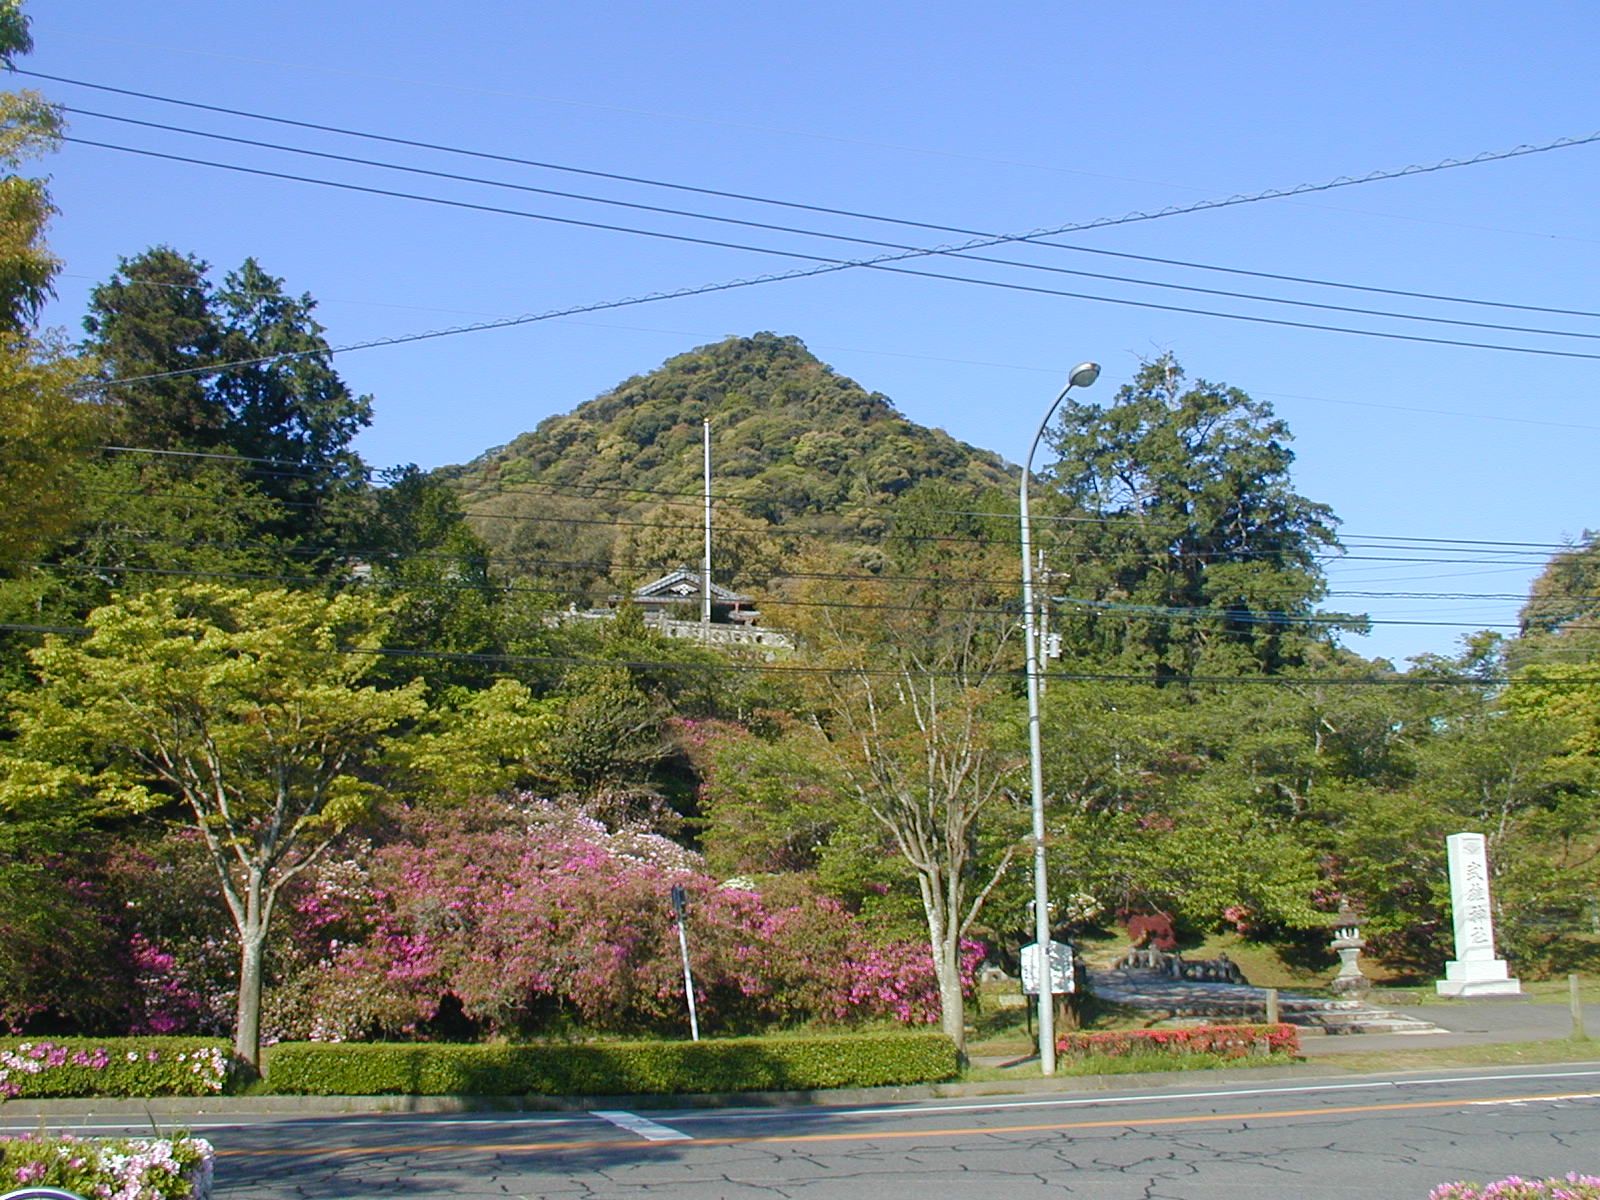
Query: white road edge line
664 1067 1600 1124
1466 1092 1600 1106
593 1110 693 1141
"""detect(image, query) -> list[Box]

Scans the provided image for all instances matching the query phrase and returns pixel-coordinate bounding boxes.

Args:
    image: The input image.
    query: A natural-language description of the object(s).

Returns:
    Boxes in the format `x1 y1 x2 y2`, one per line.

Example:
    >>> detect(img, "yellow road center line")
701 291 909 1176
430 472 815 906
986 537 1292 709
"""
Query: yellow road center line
218 1090 1599 1158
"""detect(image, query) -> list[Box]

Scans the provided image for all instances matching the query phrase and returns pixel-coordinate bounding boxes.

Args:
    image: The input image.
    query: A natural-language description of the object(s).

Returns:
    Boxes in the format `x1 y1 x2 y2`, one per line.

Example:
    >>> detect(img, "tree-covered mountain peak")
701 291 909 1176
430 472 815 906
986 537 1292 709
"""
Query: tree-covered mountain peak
441 334 1014 588
449 332 1008 507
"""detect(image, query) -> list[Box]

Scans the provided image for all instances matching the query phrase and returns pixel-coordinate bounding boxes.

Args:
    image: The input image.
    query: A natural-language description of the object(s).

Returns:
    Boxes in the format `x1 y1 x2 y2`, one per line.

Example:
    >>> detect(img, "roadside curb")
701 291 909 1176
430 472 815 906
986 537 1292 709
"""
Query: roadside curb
6 1052 1598 1123
0 1061 1364 1121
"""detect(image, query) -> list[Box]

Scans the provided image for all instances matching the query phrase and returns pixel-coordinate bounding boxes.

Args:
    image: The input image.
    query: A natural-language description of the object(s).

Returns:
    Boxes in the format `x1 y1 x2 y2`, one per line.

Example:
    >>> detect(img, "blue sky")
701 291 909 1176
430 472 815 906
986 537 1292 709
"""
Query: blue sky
25 0 1600 665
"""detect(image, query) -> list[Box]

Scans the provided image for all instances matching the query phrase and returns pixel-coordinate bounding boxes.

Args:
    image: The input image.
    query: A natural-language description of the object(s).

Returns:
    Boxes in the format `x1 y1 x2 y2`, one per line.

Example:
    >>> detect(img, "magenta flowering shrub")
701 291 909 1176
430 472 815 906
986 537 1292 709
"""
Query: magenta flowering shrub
101 836 240 1038
1430 1177 1600 1200
0 1132 212 1200
837 940 986 1023
270 798 979 1039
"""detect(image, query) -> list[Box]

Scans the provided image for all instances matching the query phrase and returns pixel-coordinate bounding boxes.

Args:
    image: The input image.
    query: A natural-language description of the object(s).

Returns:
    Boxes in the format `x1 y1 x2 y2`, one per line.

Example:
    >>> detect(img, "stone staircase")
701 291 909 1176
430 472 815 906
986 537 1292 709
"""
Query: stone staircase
1087 968 1447 1037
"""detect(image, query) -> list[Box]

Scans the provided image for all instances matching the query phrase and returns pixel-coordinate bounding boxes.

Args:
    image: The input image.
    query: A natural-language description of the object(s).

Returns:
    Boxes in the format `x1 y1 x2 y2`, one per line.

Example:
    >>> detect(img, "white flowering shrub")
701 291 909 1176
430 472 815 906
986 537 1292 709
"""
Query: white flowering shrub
0 1132 212 1199
1431 1177 1600 1200
0 1039 232 1100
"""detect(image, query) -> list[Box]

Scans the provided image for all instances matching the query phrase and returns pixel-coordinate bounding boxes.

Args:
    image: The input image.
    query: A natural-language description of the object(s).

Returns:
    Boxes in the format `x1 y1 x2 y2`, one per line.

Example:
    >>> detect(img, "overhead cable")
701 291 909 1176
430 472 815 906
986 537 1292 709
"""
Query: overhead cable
61 108 1600 346
33 69 1600 320
72 125 1600 387
2 617 1591 689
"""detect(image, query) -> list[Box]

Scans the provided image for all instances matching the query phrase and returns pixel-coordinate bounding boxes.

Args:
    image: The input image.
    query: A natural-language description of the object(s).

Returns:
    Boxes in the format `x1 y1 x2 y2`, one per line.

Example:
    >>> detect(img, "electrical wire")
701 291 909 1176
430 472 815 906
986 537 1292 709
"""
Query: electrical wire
1 615 1591 688
46 502 1597 601
34 69 1600 321
89 451 1599 558
75 125 1600 388
70 136 1600 372
14 549 1591 636
61 108 1600 347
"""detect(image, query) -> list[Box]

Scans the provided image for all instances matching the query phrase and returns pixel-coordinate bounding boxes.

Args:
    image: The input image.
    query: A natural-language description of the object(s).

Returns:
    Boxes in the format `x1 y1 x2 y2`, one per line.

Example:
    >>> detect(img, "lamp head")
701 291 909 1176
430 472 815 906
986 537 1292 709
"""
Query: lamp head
1068 362 1101 389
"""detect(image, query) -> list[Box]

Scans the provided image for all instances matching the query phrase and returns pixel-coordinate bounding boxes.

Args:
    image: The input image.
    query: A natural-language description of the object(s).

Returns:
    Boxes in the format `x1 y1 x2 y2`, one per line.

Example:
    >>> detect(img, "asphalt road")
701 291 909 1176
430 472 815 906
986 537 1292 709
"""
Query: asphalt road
12 1065 1600 1199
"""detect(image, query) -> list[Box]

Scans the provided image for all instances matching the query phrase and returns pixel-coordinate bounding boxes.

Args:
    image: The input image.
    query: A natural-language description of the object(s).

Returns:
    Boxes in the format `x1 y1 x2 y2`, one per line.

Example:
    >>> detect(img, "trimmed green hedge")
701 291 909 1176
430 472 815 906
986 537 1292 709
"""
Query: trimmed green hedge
0 1037 234 1100
265 1032 959 1096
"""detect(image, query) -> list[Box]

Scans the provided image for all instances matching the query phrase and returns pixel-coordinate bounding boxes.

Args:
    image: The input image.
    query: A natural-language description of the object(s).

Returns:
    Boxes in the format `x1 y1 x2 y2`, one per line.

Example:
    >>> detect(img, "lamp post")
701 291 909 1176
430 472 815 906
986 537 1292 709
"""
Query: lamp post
1020 360 1099 1076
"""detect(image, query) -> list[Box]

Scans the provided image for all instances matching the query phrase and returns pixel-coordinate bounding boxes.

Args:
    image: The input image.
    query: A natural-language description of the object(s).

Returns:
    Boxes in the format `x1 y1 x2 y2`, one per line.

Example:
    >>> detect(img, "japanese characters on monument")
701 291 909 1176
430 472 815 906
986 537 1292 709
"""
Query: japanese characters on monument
1436 832 1521 997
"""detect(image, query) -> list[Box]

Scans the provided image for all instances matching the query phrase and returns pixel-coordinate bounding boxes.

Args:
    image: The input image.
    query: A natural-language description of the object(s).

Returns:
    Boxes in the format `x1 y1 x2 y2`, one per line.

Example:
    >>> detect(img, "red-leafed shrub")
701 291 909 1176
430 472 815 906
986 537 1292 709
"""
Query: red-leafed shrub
1057 1023 1299 1059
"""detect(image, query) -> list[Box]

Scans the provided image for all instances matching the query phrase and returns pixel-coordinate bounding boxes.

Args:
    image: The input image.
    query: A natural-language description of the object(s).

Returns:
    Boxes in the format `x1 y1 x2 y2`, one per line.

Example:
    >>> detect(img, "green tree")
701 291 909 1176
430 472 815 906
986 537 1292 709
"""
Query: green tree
765 487 1027 1053
1042 354 1349 677
211 259 372 512
354 465 504 691
0 1 102 576
83 250 373 555
82 247 224 450
0 338 100 573
0 0 60 329
1034 682 1324 938
1515 531 1600 667
400 678 559 802
4 584 426 1067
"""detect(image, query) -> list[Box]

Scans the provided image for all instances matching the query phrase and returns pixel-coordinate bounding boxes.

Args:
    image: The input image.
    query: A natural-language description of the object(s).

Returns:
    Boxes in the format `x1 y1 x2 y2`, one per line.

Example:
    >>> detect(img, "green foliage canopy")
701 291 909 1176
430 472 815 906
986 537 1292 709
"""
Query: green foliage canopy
4 584 426 1065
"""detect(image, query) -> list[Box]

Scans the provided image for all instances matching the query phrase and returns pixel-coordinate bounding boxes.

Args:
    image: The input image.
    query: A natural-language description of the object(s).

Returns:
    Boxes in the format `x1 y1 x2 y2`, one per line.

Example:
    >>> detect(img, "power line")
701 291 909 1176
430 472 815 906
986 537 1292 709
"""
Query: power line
93 448 1595 556
61 108 1600 347
14 551 1587 636
69 136 1600 371
3 616 1590 688
30 524 1589 604
66 482 1565 566
75 127 1600 388
36 69 1600 322
42 506 1590 600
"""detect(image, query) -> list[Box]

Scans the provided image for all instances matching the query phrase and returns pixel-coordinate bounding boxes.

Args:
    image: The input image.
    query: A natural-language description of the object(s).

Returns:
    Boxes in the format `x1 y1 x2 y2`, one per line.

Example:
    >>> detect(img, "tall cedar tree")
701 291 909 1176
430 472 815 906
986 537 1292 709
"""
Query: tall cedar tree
84 249 373 551
1042 354 1349 678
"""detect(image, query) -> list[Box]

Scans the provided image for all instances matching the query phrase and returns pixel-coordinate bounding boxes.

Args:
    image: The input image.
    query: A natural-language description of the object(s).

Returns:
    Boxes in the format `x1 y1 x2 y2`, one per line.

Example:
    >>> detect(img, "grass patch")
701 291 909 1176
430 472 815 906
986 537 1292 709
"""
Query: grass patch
1317 1037 1600 1074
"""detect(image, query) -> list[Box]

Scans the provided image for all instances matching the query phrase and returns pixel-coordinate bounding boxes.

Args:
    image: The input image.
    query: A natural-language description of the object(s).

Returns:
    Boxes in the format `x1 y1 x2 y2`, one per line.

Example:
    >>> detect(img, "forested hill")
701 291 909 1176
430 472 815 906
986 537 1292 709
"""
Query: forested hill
439 333 1015 591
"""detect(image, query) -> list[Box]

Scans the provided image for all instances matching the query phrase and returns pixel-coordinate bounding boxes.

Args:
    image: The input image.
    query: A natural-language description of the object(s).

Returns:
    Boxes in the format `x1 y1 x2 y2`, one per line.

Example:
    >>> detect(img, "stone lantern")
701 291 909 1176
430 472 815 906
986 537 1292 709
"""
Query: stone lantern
1330 901 1371 997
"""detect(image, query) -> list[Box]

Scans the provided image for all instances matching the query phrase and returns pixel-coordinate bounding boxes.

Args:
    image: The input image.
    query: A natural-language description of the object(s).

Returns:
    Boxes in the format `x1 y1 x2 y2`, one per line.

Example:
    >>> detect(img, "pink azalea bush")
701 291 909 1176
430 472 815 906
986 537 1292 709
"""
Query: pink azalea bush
14 793 980 1043
1430 1177 1600 1200
267 796 979 1040
0 1132 212 1199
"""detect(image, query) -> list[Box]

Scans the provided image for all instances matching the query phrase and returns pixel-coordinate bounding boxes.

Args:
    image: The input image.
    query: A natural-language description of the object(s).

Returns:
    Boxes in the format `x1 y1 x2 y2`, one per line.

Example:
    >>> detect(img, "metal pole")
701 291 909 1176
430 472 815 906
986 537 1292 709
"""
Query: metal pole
1020 445 1055 1075
671 884 700 1041
1571 973 1586 1040
1020 363 1098 1077
702 418 713 629
677 918 700 1041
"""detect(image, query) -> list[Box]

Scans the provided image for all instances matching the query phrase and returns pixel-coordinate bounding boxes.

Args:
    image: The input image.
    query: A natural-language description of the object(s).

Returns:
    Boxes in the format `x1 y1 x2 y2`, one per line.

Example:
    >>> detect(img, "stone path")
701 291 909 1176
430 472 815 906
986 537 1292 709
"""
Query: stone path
1087 967 1448 1036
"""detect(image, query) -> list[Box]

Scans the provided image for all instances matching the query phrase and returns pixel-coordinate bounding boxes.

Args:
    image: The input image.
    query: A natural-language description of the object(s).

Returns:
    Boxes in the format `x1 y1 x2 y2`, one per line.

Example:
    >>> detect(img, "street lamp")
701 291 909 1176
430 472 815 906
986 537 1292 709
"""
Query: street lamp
1020 360 1099 1076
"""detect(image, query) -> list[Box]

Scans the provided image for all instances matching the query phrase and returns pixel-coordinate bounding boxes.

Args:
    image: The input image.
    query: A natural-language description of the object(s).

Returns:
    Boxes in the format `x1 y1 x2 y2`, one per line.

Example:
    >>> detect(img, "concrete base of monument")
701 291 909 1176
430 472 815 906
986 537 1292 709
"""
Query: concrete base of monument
1436 959 1522 997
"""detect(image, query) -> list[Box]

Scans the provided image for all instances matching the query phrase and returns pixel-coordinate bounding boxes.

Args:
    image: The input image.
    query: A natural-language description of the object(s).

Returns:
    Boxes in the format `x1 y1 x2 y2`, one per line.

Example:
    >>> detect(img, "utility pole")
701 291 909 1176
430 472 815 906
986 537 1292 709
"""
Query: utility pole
1037 549 1051 699
701 418 712 631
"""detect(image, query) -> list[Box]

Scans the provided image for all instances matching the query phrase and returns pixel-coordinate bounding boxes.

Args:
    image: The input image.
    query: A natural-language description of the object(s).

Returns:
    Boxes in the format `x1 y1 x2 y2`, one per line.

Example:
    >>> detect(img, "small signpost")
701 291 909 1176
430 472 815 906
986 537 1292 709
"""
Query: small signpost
1020 939 1075 1043
669 884 700 1041
1020 939 1075 996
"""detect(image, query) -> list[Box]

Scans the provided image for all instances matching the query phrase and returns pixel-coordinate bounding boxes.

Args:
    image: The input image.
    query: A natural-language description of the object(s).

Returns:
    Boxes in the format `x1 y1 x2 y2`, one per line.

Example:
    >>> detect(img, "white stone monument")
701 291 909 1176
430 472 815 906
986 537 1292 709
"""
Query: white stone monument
1435 832 1521 997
